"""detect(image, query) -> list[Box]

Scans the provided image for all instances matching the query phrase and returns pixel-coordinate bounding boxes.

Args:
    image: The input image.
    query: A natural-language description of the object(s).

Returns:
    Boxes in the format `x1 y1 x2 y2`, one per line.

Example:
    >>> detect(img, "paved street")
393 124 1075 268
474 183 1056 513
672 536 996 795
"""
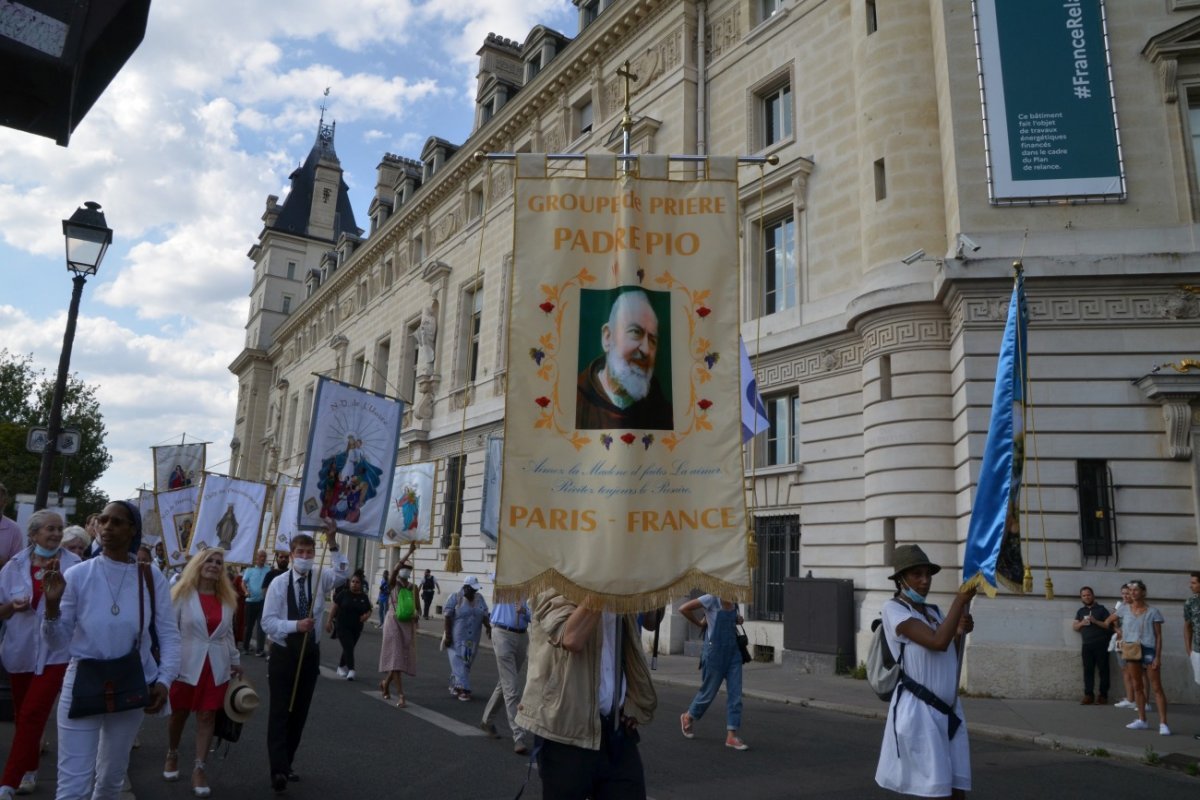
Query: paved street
4 625 1200 798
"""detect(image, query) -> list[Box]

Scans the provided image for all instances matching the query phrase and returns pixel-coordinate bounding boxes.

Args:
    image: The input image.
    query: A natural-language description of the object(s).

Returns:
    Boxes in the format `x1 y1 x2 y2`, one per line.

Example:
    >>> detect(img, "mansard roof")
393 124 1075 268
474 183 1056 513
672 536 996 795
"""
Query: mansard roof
271 120 360 242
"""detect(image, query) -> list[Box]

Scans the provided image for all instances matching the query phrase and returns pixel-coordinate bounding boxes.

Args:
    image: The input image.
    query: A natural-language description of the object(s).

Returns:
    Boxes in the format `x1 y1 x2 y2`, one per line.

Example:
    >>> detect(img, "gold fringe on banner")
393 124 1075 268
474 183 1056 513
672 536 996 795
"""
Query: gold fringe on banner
495 567 750 615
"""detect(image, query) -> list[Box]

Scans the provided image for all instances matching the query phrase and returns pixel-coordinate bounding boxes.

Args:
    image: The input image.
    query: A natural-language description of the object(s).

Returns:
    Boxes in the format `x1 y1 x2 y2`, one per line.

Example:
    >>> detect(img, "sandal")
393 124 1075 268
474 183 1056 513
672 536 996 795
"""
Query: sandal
680 712 694 739
379 679 391 700
163 750 180 781
192 760 211 797
395 694 407 709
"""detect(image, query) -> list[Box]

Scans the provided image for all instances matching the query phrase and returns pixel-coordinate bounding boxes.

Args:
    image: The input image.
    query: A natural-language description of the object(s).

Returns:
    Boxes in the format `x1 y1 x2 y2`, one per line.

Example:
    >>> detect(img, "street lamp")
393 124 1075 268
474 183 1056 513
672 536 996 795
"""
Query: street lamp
34 202 112 510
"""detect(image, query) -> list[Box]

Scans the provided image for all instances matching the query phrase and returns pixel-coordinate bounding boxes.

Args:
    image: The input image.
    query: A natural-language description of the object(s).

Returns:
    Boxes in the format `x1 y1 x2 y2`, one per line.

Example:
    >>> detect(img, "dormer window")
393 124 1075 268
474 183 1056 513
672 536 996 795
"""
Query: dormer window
525 57 541 83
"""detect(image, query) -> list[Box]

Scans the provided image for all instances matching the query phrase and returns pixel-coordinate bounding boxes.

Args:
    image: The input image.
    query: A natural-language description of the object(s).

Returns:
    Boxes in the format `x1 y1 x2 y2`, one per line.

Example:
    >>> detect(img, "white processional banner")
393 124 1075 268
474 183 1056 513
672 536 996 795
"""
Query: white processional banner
190 473 268 565
153 443 206 492
158 486 199 567
382 462 437 545
274 486 301 553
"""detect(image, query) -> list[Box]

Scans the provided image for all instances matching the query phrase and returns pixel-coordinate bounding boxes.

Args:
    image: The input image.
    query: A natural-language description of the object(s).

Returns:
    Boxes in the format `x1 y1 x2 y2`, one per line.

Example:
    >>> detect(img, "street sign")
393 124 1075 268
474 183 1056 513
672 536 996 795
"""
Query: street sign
25 427 82 455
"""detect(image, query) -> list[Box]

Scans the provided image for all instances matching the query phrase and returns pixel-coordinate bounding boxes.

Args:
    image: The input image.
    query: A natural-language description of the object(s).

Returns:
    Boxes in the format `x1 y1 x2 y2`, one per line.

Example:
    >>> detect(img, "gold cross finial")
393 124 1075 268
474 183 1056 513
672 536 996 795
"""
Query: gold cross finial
616 59 638 117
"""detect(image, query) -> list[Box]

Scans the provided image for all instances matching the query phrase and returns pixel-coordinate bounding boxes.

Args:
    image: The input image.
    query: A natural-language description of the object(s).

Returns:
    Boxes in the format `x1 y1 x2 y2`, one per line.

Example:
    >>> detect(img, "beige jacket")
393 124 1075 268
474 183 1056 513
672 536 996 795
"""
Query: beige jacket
516 590 657 750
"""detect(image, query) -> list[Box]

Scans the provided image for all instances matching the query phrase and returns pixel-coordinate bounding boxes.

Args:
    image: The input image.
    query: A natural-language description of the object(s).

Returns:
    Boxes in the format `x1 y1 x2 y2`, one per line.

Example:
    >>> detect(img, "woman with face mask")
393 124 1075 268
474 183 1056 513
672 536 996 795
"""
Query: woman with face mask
875 545 975 800
0 511 81 798
326 573 373 680
378 545 418 706
444 575 491 701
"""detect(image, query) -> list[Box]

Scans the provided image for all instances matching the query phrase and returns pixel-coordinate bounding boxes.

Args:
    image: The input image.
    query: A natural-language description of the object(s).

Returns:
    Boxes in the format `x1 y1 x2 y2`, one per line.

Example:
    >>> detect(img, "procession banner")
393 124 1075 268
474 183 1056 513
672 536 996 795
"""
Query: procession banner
190 473 268 566
382 461 438 546
739 337 769 443
158 486 199 567
274 485 301 553
152 443 206 492
496 154 750 610
962 270 1029 596
297 377 404 538
479 436 503 546
137 488 163 548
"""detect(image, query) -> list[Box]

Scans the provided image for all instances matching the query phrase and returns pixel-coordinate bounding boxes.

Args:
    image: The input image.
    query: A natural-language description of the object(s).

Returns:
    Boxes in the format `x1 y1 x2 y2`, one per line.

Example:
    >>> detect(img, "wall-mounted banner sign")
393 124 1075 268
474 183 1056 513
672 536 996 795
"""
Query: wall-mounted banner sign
975 0 1124 203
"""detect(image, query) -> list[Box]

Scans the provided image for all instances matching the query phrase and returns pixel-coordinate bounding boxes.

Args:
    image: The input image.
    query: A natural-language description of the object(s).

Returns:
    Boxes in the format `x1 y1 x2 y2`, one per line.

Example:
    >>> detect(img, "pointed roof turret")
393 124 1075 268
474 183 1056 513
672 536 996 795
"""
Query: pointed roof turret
270 115 359 242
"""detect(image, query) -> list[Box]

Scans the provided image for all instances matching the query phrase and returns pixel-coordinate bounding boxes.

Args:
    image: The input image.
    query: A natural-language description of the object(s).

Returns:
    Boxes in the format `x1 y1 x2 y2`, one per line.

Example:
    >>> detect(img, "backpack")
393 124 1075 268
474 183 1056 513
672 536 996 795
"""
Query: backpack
866 602 906 702
393 586 416 622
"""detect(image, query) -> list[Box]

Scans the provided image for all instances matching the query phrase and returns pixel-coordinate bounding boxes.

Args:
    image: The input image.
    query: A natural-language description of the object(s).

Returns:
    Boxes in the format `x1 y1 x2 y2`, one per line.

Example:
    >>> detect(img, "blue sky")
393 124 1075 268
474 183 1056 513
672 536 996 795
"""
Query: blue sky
0 0 578 502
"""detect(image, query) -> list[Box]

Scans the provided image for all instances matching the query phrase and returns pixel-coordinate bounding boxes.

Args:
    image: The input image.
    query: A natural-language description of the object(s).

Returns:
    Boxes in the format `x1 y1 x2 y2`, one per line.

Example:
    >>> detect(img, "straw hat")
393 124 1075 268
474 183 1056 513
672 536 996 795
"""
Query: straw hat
887 545 941 581
224 675 260 723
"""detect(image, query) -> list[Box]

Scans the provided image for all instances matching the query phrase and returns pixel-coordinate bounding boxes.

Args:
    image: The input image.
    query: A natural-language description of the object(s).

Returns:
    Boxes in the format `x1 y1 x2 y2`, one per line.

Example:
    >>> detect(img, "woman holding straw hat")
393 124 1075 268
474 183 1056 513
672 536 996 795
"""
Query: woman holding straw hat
875 545 975 799
164 548 243 797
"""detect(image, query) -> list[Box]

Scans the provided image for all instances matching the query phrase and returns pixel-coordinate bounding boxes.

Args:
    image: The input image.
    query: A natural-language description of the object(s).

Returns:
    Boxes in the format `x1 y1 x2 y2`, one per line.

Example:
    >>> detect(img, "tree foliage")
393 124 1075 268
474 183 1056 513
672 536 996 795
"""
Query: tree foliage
0 349 112 521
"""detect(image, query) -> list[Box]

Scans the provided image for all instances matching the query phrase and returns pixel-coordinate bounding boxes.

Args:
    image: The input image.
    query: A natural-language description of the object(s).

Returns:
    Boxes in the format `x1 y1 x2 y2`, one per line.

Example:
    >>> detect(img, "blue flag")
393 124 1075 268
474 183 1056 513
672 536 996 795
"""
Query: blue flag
963 271 1028 595
740 337 769 443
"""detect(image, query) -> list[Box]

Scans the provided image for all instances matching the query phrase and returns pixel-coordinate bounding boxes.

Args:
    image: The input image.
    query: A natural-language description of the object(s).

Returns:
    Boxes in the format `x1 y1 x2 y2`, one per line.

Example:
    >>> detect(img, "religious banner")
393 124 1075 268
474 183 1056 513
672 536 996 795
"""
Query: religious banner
496 154 750 610
158 486 199 567
190 473 268 565
274 485 301 553
137 488 163 547
298 377 404 538
479 436 503 546
382 461 437 545
153 443 206 492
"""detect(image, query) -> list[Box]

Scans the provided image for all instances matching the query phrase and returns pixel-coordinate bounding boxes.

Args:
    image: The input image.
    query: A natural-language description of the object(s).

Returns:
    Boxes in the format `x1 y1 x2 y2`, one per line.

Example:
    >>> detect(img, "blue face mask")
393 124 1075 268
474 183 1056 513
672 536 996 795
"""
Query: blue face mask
901 584 927 604
33 544 60 558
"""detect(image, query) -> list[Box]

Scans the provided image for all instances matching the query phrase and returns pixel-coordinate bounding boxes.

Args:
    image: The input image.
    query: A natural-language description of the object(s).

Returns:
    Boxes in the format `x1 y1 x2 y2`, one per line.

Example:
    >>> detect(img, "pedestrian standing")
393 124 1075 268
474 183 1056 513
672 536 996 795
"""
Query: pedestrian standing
420 568 440 620
1184 572 1200 740
1110 583 1139 709
0 510 80 798
480 600 532 754
376 571 389 628
1107 579 1170 735
875 545 975 799
1071 586 1111 704
379 553 418 706
443 576 490 700
260 519 347 793
327 574 372 680
242 550 270 655
678 595 748 750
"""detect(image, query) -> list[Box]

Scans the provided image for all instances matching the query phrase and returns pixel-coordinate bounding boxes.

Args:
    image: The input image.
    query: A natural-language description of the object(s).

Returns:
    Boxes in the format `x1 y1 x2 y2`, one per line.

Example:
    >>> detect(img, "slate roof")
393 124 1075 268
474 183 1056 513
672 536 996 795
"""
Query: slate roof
270 121 359 241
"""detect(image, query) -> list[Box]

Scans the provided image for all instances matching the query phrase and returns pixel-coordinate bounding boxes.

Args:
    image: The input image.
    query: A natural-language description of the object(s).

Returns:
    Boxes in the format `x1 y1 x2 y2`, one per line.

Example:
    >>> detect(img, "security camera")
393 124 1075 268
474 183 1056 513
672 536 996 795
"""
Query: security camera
956 233 981 258
901 249 925 265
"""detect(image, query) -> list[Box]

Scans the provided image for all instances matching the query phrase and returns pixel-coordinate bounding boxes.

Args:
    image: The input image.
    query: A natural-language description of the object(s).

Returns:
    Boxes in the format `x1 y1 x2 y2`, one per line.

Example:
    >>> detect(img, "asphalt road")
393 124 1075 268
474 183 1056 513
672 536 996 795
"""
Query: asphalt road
15 624 1200 799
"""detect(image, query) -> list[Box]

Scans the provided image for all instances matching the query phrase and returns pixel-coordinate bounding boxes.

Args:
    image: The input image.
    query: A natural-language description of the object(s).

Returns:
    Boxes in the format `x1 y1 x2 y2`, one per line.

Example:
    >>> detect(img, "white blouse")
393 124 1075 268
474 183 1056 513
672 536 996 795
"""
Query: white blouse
0 547 80 674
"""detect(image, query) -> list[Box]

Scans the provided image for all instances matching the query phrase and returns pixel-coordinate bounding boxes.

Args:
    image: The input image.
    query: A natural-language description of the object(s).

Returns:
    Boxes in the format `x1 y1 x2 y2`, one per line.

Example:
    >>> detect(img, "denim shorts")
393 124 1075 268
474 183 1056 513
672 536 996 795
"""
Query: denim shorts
1138 645 1156 666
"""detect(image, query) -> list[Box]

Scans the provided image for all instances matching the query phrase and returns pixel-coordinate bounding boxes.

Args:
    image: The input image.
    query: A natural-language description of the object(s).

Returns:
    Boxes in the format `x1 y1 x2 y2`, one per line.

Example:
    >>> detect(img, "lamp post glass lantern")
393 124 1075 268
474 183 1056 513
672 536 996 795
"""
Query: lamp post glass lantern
34 202 112 510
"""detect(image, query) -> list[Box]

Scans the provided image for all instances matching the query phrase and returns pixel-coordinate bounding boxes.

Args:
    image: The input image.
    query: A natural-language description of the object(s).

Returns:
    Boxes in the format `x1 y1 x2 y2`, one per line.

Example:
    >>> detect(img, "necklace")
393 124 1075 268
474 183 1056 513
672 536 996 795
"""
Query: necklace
103 559 130 615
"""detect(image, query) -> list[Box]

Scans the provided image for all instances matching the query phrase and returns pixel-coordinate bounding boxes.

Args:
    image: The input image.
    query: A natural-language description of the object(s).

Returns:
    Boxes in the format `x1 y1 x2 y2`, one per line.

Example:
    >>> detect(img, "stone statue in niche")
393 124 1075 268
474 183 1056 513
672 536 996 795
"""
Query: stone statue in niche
417 297 439 375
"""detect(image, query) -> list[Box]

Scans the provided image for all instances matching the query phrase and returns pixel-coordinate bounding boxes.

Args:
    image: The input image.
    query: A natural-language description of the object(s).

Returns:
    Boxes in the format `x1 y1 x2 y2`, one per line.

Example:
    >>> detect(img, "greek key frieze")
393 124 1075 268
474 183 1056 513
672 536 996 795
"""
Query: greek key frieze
861 318 951 359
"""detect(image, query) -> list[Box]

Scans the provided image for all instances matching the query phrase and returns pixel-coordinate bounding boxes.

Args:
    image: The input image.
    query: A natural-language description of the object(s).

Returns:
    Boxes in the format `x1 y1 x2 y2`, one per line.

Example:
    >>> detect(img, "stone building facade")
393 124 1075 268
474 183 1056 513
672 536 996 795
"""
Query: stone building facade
230 0 1200 699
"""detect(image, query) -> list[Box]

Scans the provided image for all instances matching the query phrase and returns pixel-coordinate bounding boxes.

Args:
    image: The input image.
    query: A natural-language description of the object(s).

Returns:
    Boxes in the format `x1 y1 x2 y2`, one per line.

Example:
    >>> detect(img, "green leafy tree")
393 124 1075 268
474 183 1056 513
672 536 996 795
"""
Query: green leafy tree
0 349 112 522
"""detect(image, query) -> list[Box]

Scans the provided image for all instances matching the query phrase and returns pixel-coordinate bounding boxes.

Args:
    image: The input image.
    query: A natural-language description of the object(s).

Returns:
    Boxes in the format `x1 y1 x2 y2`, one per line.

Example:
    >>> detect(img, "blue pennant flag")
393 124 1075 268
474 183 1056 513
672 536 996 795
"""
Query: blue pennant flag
740 337 769 443
963 271 1028 596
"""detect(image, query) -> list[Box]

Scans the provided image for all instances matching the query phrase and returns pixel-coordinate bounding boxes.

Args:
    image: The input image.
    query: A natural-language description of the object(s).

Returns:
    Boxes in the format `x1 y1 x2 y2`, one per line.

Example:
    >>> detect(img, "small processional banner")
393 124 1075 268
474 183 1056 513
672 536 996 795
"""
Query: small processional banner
496 153 750 610
382 461 437 546
137 488 162 547
274 485 301 553
157 486 199 567
152 443 206 492
189 473 268 565
298 377 404 539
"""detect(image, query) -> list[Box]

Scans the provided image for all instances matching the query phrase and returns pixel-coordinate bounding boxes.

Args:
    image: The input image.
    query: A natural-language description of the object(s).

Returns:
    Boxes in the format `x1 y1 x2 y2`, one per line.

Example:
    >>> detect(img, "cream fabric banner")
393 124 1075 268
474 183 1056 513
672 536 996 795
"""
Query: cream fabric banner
190 473 268 566
496 155 750 610
158 486 199 567
153 443 205 492
382 461 437 545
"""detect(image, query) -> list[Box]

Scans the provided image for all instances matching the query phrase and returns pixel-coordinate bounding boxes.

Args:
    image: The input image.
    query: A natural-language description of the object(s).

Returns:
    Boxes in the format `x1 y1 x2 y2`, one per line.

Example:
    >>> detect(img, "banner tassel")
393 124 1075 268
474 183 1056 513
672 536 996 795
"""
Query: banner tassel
1022 565 1033 594
443 532 463 573
745 528 758 570
1043 576 1054 600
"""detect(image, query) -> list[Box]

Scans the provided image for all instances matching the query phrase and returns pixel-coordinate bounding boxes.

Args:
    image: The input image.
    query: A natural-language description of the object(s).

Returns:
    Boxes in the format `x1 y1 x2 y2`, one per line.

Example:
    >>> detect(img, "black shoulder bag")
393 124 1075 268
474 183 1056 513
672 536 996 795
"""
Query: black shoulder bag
68 563 152 718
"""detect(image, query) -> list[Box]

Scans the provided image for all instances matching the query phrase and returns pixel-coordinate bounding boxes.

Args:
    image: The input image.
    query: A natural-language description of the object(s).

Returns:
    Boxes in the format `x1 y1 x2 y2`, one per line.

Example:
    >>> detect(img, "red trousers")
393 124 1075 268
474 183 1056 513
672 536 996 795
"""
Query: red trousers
2 663 67 789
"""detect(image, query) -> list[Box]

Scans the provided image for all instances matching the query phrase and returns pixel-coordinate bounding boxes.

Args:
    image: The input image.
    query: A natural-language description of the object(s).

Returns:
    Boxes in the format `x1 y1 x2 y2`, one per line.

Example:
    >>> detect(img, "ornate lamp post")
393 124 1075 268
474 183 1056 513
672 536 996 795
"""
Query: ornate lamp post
34 202 112 509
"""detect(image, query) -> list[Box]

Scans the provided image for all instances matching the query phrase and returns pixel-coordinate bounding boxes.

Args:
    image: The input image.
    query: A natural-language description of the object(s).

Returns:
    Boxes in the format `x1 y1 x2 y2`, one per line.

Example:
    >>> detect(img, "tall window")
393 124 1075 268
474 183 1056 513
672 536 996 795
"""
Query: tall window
576 99 594 136
402 319 421 405
352 352 367 387
463 284 484 383
1077 459 1116 561
373 338 390 394
760 215 797 316
760 0 784 21
758 390 799 466
442 454 465 548
761 83 793 148
301 385 315 446
286 261 296 280
281 295 292 314
751 515 800 621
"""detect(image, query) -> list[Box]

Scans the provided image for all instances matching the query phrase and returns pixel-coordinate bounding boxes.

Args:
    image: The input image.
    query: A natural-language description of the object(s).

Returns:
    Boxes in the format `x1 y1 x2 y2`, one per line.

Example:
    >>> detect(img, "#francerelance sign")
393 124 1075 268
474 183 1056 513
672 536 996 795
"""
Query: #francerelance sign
496 154 750 610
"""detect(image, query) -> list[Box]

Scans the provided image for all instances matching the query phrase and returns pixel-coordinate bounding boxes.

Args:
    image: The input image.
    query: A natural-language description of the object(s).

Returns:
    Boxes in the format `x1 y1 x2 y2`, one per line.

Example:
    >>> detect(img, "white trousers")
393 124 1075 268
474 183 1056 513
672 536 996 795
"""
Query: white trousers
56 663 142 800
482 628 530 746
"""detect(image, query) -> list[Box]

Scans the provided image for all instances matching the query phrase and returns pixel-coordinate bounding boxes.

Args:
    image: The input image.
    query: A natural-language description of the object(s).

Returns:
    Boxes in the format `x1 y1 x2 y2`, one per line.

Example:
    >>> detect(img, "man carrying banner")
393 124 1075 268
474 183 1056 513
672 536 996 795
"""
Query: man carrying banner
261 518 346 792
517 592 661 799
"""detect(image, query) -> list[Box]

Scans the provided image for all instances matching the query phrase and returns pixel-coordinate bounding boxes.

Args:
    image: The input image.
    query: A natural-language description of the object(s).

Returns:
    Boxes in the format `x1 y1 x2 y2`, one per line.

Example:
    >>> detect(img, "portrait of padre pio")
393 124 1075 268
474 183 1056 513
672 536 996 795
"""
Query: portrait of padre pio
576 287 674 430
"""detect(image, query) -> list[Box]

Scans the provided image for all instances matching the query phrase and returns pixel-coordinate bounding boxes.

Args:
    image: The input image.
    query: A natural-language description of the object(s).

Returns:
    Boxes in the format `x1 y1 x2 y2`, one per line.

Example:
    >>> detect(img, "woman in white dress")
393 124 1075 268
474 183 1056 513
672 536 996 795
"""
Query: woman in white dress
875 545 975 799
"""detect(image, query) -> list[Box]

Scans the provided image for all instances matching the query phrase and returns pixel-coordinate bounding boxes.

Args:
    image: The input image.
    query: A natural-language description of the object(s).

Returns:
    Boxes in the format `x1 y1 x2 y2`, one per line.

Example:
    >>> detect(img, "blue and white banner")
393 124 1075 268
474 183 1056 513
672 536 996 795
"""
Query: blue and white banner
740 337 769 443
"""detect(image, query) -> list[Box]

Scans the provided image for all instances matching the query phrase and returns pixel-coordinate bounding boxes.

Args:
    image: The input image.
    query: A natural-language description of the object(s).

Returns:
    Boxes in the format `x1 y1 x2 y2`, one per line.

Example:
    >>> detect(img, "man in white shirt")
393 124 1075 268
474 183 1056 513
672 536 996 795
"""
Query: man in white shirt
260 518 347 793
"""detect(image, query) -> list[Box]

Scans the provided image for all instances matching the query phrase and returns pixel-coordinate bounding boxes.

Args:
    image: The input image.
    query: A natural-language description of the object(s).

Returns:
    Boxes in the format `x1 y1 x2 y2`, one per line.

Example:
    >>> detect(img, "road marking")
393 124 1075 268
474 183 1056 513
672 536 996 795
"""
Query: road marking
361 690 486 737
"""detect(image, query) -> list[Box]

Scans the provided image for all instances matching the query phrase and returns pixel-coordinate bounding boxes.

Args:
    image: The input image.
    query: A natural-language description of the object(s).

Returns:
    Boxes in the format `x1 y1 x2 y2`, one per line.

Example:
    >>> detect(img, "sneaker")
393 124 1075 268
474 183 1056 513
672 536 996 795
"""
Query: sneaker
0 787 15 800
479 722 501 739
346 670 356 681
680 712 695 739
1126 719 1149 730
336 666 348 678
458 691 472 701
725 735 749 751
1160 724 1172 736
1113 699 1136 709
17 772 36 794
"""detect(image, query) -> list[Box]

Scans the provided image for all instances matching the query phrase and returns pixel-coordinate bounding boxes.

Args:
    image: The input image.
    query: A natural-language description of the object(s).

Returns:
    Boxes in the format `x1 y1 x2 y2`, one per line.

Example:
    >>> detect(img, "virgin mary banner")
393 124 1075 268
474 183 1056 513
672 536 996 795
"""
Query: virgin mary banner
190 473 268 565
382 462 437 545
496 154 750 610
153 443 206 492
137 488 163 547
298 377 404 538
274 485 301 553
158 486 199 567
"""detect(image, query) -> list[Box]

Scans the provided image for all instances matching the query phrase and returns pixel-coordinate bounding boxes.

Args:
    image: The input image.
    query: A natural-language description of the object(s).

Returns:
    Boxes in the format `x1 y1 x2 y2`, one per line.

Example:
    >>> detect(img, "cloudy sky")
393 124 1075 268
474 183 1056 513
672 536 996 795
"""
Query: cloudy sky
1 0 578 502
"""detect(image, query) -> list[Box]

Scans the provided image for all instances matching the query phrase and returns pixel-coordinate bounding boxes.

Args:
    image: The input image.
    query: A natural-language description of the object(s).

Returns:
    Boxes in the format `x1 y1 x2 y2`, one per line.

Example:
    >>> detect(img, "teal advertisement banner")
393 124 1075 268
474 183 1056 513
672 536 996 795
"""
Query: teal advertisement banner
976 0 1124 202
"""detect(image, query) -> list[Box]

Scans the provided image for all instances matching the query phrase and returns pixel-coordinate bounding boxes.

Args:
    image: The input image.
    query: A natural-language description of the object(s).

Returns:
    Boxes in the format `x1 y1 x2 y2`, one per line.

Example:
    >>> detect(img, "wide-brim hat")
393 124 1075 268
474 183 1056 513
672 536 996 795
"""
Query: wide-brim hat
888 545 941 581
224 675 260 723
463 575 482 591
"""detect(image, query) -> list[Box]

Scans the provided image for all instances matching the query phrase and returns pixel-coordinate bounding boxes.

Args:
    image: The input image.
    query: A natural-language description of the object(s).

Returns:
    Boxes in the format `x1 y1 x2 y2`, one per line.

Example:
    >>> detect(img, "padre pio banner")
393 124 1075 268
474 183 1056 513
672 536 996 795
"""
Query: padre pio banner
190 473 268 565
298 377 404 538
274 485 301 553
153 443 206 492
158 486 199 567
495 154 751 610
383 462 437 545
137 488 163 547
